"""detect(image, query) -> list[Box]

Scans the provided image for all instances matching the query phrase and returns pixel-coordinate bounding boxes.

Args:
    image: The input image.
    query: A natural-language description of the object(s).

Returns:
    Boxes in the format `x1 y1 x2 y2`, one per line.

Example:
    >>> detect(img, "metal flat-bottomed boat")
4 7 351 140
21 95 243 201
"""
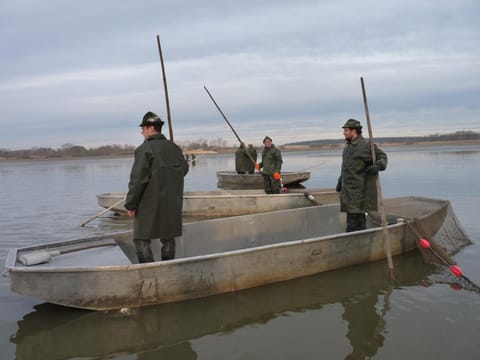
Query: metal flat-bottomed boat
5 196 450 310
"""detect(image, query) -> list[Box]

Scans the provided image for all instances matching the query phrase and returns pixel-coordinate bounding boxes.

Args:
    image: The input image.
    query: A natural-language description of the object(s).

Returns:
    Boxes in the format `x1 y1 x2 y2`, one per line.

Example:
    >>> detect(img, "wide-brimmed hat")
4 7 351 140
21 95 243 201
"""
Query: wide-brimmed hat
139 111 164 127
342 118 362 129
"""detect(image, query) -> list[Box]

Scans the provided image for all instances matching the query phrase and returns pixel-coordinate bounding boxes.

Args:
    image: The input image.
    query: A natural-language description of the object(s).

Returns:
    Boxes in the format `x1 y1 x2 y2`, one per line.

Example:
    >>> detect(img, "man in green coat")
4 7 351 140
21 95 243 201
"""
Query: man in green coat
257 136 283 194
336 119 387 232
235 143 250 174
235 143 257 174
125 111 189 263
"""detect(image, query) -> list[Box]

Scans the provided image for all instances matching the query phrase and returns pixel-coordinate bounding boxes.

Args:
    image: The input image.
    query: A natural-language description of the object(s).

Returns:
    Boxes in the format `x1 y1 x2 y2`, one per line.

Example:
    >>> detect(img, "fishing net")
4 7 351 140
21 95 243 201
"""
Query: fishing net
370 201 479 293
406 205 479 293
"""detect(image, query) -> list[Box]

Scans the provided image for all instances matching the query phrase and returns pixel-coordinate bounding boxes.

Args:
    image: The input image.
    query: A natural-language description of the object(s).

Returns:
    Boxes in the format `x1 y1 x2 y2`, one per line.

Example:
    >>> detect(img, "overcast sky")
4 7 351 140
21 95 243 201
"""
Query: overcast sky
1 0 479 150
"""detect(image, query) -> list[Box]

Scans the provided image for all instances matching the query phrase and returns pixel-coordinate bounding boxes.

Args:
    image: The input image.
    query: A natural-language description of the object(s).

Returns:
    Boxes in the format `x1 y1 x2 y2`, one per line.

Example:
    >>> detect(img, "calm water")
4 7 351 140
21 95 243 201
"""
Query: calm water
1 144 479 359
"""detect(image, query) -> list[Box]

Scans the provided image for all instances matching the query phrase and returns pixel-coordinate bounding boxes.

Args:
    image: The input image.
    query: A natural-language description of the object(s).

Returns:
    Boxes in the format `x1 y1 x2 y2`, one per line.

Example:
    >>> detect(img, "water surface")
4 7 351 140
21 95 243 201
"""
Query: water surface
1 144 479 359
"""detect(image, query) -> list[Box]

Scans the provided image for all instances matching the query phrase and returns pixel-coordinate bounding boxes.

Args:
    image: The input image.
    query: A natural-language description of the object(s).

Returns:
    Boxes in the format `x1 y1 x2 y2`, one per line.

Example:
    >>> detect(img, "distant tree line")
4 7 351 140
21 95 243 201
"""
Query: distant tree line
0 144 136 160
0 138 231 160
287 130 480 146
178 137 229 151
2 132 478 160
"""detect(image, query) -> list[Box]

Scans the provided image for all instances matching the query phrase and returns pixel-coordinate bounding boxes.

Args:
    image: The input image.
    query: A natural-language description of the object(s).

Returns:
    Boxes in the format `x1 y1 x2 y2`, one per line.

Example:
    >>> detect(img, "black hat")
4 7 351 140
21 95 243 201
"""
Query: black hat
342 118 362 129
139 111 164 127
263 136 273 143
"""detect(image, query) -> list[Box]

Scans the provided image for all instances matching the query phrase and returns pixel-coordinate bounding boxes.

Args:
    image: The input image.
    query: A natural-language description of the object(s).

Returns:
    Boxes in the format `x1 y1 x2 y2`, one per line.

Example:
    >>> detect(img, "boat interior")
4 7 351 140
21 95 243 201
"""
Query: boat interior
10 197 448 268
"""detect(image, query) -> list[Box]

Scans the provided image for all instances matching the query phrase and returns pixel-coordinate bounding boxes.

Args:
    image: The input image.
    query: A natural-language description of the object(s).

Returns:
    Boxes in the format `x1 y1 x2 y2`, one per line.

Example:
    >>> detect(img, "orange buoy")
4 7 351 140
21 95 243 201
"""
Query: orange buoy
419 238 431 249
450 265 463 277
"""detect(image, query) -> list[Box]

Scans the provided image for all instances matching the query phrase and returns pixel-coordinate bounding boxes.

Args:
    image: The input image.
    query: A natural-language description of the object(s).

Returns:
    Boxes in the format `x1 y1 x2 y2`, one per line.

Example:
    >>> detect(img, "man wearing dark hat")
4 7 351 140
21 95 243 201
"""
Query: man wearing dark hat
124 111 189 263
256 136 283 194
336 119 387 232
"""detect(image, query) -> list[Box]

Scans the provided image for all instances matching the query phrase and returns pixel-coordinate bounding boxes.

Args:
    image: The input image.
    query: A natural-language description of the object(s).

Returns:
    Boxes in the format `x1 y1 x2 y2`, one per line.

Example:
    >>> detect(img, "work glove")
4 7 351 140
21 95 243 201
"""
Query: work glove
273 172 281 180
255 163 260 170
366 164 380 175
336 179 342 192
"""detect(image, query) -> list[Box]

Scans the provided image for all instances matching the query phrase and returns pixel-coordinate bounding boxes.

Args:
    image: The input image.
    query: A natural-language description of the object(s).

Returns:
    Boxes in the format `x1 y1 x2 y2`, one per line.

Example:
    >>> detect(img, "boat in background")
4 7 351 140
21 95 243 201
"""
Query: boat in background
5 196 453 310
216 170 310 189
96 188 338 218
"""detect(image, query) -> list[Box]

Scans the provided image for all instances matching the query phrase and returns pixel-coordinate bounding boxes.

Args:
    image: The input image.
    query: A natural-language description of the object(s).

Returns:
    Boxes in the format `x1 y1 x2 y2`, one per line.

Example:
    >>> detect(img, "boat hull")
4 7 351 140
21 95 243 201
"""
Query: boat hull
6 197 449 310
216 171 310 189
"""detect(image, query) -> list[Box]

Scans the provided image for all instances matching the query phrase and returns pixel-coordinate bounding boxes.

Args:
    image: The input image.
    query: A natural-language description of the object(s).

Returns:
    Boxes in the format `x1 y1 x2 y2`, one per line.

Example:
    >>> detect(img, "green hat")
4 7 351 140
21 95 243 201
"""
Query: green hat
139 111 164 127
342 118 362 129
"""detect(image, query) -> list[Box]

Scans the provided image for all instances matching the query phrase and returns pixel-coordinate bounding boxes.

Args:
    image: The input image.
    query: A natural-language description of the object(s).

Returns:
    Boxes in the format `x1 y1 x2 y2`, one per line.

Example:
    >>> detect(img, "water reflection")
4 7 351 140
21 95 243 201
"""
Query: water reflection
11 253 434 359
342 274 388 359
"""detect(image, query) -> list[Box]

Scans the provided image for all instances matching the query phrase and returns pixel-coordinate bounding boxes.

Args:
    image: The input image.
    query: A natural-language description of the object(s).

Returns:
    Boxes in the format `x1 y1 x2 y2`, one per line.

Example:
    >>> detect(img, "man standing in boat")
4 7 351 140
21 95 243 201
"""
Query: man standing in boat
256 136 283 194
125 111 189 263
336 119 387 232
235 142 251 174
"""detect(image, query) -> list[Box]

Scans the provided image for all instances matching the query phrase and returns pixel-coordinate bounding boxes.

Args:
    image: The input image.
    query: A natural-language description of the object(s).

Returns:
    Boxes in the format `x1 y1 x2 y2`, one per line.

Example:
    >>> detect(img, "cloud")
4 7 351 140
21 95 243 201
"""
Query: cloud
0 0 479 150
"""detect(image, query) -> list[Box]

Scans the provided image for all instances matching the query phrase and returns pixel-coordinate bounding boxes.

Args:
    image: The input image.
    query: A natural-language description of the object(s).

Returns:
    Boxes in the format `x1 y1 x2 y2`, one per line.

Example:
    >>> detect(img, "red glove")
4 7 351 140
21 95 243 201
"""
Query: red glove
255 164 260 170
273 172 281 180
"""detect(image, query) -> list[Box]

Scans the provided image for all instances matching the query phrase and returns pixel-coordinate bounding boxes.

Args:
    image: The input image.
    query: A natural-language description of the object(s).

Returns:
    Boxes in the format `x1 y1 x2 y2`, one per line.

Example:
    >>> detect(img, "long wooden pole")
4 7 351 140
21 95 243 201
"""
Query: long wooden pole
360 77 394 278
204 86 243 143
203 86 257 166
203 86 314 200
80 198 125 227
156 35 174 141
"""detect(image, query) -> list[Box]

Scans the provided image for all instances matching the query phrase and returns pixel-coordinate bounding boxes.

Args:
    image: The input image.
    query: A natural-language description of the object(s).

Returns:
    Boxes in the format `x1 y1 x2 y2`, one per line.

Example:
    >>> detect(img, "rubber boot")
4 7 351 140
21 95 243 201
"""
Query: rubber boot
160 238 176 261
134 239 154 263
346 213 367 232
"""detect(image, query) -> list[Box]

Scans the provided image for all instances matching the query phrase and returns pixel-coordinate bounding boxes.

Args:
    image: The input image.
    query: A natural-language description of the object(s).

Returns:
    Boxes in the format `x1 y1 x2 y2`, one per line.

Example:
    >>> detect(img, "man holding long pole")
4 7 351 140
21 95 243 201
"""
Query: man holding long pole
335 118 388 232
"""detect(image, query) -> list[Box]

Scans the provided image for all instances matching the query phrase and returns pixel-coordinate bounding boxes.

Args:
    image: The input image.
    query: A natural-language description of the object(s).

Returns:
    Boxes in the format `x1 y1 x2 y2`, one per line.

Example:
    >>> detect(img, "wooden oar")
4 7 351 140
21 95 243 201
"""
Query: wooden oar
80 198 126 227
18 241 118 266
156 34 174 141
360 76 394 279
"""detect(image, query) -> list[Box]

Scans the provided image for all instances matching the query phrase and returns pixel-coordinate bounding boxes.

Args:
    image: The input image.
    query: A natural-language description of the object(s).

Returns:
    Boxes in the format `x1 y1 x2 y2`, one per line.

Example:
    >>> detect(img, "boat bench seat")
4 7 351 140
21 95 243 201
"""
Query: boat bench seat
16 246 132 268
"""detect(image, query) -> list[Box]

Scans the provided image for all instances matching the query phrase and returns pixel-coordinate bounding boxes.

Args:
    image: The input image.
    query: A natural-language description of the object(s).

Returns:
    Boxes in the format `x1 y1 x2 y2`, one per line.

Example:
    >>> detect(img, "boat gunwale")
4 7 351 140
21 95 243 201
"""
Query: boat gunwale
215 171 310 176
98 189 334 200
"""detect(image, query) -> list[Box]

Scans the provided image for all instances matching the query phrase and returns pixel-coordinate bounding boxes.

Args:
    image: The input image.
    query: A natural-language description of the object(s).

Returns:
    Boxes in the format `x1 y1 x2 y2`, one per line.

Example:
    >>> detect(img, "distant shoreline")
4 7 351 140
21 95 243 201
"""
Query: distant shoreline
1 139 479 161
191 139 480 154
282 139 480 151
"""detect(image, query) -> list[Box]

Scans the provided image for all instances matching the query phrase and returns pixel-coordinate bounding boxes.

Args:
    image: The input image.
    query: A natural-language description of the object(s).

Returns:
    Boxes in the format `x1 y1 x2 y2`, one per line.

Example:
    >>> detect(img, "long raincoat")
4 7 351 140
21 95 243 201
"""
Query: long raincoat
259 144 283 175
338 135 387 214
125 133 189 239
235 146 251 173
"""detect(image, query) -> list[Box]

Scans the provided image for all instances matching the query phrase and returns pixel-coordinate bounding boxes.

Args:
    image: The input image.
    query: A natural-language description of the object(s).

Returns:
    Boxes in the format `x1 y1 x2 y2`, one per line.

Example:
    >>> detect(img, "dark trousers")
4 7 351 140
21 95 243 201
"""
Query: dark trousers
262 174 281 194
346 213 367 232
134 237 176 263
